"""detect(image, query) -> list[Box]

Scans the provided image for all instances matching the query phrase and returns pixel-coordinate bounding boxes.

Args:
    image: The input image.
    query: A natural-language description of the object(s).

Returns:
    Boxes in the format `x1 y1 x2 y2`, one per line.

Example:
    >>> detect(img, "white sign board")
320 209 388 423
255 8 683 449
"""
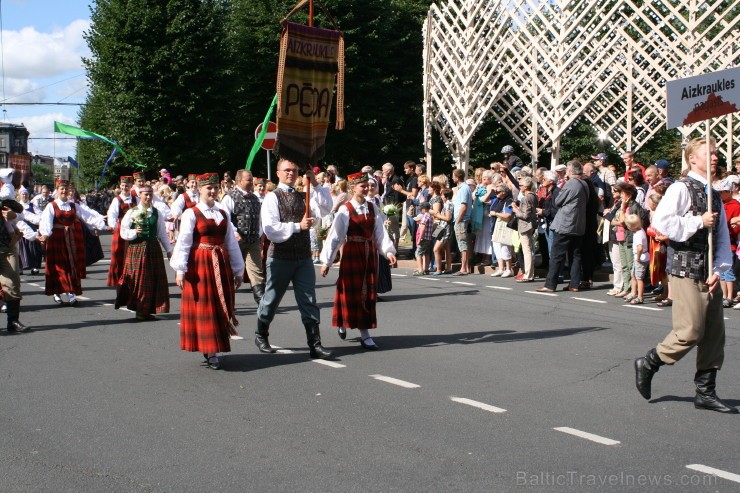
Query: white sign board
666 67 740 130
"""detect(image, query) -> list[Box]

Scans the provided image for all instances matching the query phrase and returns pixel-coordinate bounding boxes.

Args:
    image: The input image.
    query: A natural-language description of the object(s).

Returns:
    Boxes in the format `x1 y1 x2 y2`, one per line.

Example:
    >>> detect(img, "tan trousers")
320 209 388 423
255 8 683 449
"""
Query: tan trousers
657 276 724 370
0 246 21 301
519 231 535 280
239 239 265 286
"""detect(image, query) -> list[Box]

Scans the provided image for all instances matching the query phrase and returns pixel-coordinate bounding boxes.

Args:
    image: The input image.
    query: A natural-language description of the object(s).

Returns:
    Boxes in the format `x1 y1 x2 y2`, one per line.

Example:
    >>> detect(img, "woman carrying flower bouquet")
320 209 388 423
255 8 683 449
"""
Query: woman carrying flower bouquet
115 185 172 320
320 172 396 350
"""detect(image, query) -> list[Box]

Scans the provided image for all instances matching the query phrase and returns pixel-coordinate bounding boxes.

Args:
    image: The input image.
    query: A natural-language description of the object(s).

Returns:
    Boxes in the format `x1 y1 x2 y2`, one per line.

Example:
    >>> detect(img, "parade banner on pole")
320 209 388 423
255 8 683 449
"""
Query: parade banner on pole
666 67 739 129
53 122 146 169
274 22 344 169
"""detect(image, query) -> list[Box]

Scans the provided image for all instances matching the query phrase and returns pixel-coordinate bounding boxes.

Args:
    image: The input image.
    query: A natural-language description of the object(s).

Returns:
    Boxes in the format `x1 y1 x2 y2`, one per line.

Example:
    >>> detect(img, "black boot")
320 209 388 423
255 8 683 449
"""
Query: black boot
252 284 265 305
6 300 29 332
634 348 664 400
694 369 738 414
305 323 332 359
254 320 276 353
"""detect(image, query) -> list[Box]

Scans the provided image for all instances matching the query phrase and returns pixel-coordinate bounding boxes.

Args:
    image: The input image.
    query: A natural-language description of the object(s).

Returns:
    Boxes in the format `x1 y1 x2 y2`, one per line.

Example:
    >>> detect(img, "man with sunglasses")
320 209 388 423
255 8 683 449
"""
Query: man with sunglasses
255 159 333 359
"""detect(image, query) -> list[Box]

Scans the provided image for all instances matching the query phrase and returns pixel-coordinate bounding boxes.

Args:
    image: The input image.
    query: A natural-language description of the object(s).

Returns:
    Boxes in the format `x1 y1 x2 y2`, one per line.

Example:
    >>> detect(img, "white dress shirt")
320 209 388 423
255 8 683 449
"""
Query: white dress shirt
169 202 244 275
39 199 108 237
320 198 396 266
652 171 732 275
106 193 137 229
119 204 173 254
170 191 199 219
261 183 332 243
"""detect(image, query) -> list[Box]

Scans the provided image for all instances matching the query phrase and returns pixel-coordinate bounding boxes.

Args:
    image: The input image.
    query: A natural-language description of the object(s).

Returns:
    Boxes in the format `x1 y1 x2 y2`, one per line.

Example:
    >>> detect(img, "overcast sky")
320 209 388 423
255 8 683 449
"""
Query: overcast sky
1 0 92 158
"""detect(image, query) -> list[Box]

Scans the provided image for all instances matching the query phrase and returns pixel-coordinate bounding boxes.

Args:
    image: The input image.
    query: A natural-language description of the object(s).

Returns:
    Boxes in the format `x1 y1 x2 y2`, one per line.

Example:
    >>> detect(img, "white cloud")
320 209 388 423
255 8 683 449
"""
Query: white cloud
21 113 77 158
3 20 91 79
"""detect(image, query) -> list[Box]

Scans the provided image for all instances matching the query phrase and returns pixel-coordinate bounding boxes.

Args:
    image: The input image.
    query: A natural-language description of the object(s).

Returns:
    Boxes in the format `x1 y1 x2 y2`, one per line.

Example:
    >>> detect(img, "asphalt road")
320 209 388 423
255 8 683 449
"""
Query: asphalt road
1 232 738 492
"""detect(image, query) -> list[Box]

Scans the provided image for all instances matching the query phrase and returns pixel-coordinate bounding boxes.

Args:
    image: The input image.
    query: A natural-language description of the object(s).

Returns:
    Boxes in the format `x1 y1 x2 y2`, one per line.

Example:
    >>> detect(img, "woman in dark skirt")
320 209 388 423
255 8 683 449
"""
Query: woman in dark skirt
366 179 393 295
320 172 397 350
17 187 42 274
116 185 172 320
170 173 244 370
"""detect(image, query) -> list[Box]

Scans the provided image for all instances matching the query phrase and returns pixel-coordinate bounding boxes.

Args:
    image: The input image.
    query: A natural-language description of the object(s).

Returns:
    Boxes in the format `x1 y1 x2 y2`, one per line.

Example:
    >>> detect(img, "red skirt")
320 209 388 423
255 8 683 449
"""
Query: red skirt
180 244 237 353
332 238 378 329
115 240 170 314
107 225 128 286
45 223 85 295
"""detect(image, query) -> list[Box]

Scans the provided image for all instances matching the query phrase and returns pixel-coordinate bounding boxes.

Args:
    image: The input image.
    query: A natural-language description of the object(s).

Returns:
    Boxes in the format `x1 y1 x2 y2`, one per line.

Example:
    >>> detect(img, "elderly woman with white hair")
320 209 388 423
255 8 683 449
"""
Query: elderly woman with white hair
473 169 495 266
511 176 537 281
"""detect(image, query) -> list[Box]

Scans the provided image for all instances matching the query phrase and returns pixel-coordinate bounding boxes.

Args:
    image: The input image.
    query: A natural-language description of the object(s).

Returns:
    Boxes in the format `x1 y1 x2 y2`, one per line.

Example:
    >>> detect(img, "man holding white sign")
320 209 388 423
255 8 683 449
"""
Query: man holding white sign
634 137 737 414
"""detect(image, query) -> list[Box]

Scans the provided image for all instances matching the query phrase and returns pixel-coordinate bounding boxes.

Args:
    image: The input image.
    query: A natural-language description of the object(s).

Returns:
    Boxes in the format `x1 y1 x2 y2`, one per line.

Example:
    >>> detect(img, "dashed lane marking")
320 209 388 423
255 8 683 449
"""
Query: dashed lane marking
571 297 607 304
269 345 295 354
391 274 407 277
369 374 420 389
685 464 740 484
230 335 244 340
422 277 442 281
77 296 90 301
526 290 558 297
313 359 346 369
623 305 662 311
486 285 513 291
450 397 506 413
453 281 475 286
553 427 620 446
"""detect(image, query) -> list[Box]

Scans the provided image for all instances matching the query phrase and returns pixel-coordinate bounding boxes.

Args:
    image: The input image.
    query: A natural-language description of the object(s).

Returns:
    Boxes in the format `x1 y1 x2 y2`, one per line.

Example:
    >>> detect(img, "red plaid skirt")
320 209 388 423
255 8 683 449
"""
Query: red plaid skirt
332 202 378 329
44 204 85 296
107 224 128 286
180 211 237 354
115 240 169 314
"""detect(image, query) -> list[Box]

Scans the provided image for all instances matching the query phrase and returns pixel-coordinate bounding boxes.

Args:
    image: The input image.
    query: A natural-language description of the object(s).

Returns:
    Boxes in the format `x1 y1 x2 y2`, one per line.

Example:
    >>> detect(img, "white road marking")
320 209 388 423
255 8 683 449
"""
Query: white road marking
269 345 295 354
685 464 740 484
26 282 40 287
623 305 662 311
553 427 620 446
486 285 513 291
391 274 407 277
77 296 90 301
369 374 420 389
453 281 475 286
526 290 558 297
313 359 346 369
571 297 607 304
230 335 244 340
423 277 442 281
119 307 135 313
450 397 506 413
100 303 113 306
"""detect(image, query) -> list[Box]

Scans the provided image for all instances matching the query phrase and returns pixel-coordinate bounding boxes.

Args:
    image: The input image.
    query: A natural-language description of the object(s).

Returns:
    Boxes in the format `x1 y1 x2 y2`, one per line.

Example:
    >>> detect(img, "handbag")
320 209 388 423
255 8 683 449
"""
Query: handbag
492 218 514 246
505 215 519 231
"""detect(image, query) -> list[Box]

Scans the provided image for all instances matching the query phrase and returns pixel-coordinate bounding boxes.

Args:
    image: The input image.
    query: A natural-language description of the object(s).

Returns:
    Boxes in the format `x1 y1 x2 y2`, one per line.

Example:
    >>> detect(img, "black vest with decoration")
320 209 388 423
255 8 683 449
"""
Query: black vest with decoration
669 176 719 280
227 188 261 244
268 189 311 260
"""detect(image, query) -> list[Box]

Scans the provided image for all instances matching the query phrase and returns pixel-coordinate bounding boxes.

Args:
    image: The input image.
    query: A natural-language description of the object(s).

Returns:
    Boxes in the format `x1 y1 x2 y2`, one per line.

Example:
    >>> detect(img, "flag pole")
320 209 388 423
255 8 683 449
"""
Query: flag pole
706 119 713 277
304 0 315 219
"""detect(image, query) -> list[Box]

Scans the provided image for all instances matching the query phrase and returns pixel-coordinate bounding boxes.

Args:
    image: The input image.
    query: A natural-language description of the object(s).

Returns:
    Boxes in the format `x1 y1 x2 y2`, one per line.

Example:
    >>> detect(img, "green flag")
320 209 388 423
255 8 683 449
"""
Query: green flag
53 122 147 169
246 94 278 170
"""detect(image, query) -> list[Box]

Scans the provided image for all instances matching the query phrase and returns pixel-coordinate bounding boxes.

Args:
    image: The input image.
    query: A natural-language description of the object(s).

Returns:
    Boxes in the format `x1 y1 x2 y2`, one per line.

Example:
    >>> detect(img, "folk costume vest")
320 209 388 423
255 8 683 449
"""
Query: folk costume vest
116 195 137 222
269 189 311 260
227 188 261 244
669 176 719 280
183 192 197 210
130 207 159 243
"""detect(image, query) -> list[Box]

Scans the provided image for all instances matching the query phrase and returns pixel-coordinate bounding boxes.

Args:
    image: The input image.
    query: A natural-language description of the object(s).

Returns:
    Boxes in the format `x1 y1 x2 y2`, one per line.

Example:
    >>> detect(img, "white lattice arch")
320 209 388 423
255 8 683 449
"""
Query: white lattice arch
423 0 740 172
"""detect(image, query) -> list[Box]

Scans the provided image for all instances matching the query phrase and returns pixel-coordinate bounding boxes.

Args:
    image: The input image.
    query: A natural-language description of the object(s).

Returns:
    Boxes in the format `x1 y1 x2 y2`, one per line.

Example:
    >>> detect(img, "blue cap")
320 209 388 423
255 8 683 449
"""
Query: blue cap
655 159 670 170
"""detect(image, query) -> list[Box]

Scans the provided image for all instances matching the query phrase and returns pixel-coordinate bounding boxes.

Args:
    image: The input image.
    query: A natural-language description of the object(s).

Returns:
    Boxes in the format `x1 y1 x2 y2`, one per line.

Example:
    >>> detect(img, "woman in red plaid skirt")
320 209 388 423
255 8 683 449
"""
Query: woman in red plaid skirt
320 172 397 350
116 185 172 320
38 180 109 306
106 176 138 286
170 173 244 370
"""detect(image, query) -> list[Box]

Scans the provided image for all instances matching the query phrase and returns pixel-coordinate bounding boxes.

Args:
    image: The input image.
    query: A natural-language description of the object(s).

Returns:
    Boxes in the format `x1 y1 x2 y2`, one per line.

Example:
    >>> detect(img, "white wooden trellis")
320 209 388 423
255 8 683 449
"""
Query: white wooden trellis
423 0 740 173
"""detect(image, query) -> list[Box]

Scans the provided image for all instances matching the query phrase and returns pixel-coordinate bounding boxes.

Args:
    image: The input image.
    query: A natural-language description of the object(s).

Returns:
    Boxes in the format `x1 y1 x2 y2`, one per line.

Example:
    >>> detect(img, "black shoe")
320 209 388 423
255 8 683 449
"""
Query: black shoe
338 327 347 340
205 355 221 370
634 348 664 400
305 323 332 359
254 334 276 353
694 369 739 414
7 320 30 332
68 299 78 307
31 268 39 275
360 338 380 351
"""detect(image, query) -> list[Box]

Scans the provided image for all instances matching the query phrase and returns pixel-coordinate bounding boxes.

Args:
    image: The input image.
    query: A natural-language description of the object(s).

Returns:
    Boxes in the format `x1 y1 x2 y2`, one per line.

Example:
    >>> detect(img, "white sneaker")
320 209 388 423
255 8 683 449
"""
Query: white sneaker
490 270 502 277
500 270 513 278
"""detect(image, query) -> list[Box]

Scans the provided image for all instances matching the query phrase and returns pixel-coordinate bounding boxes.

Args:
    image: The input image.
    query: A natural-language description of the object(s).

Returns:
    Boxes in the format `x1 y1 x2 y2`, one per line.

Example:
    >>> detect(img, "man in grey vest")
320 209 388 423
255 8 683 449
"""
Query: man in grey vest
634 137 737 414
256 159 333 359
221 170 265 304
